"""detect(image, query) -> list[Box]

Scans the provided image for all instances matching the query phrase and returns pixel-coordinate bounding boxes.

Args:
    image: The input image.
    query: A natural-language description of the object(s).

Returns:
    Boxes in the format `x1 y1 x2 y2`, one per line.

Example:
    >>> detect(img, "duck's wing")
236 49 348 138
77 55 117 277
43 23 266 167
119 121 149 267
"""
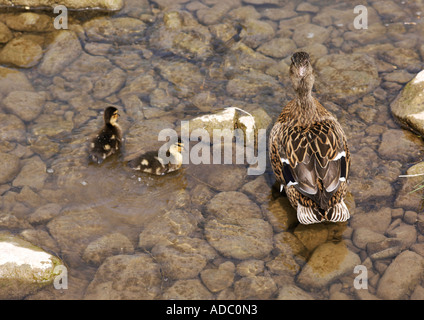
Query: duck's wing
270 119 349 209
89 126 121 164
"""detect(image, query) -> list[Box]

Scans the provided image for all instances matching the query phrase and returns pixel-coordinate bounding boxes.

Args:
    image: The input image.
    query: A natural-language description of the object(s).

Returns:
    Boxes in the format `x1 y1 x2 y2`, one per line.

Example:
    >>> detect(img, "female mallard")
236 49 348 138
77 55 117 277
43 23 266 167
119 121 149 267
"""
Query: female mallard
89 106 122 164
127 138 184 175
269 52 350 224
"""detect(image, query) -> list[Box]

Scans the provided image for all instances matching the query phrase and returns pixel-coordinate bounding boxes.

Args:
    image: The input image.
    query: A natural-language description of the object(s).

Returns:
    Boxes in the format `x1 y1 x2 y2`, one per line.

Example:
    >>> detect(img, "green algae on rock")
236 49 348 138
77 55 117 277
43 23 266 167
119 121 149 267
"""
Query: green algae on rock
0 232 63 299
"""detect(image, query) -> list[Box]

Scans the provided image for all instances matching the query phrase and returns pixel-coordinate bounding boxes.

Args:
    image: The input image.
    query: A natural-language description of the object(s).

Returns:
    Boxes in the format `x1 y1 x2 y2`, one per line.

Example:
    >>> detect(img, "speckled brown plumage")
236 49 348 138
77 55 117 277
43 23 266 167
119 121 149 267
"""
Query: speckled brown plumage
128 138 184 175
89 106 122 164
269 52 350 224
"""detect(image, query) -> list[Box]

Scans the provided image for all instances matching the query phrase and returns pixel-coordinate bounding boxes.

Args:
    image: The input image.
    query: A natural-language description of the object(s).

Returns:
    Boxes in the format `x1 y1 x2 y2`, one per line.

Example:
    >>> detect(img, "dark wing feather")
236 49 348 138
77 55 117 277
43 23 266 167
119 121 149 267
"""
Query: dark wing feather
89 125 121 164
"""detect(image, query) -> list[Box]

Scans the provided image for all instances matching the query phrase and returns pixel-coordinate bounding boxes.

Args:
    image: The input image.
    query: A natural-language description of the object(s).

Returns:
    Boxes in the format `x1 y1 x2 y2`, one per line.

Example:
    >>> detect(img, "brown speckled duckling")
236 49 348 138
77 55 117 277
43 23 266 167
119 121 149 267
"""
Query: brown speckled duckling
269 52 350 224
89 106 122 164
128 138 184 175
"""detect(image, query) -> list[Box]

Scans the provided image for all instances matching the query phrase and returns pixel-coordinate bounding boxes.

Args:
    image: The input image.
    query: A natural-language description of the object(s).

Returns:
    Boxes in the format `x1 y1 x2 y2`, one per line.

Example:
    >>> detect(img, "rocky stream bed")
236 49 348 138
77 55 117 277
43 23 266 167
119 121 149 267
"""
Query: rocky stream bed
0 0 423 300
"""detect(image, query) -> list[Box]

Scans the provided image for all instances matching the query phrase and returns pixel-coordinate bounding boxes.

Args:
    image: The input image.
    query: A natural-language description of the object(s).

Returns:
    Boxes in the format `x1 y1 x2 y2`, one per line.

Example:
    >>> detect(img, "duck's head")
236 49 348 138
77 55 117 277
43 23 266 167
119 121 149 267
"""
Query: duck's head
290 51 314 94
104 106 120 126
169 137 184 155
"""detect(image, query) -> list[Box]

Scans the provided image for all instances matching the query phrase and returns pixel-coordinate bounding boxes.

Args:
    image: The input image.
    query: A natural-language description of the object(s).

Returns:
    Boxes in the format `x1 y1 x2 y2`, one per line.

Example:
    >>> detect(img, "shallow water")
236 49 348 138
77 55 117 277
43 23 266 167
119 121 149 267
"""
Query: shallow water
1 0 424 300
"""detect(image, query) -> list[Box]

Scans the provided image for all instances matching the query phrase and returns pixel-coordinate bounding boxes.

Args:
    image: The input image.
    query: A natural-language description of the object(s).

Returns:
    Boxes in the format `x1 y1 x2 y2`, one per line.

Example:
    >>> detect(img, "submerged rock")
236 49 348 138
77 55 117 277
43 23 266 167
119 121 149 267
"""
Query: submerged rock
162 279 213 300
84 254 161 300
239 19 275 49
4 12 53 32
234 275 277 299
206 191 262 222
3 91 46 122
395 162 424 212
296 241 360 290
83 233 134 266
0 152 20 184
151 237 216 280
0 37 43 68
205 218 273 260
377 250 424 299
0 232 62 299
0 22 13 43
200 261 235 292
84 17 146 44
0 67 34 96
314 53 380 104
38 30 82 77
292 23 330 47
0 113 26 143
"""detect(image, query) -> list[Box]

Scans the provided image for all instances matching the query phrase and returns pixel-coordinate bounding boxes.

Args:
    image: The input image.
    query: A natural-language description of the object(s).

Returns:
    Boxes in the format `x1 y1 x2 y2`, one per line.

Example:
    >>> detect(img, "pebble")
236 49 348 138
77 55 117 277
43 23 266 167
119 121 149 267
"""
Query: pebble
236 259 264 277
240 19 275 49
12 156 47 191
292 23 329 47
377 250 424 299
314 53 380 104
0 152 20 184
0 22 13 43
82 233 135 266
234 276 277 299
138 209 203 249
205 218 273 260
200 261 235 292
83 17 146 44
0 67 34 96
47 208 112 267
277 285 315 300
84 254 161 300
151 237 216 280
28 203 62 225
162 279 213 300
3 91 46 122
206 191 262 222
38 30 82 77
4 12 53 32
378 129 423 162
257 37 296 59
296 242 360 290
0 114 26 143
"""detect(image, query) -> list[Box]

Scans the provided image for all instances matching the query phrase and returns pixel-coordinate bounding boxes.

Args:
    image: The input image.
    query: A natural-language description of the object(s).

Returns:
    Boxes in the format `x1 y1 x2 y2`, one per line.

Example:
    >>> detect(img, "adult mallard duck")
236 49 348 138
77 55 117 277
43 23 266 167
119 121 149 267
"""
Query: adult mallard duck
89 106 122 164
269 52 350 224
127 138 184 175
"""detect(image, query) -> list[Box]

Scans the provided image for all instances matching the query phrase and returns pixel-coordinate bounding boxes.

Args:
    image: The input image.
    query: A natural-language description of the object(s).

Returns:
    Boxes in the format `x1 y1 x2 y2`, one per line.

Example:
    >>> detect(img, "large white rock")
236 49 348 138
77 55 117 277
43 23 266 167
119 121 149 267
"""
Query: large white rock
391 69 424 136
0 232 62 299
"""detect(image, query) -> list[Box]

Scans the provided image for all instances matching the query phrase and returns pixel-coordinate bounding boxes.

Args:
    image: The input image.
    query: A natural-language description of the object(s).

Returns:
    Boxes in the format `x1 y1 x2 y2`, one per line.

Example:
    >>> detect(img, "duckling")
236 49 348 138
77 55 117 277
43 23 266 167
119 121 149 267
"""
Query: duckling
269 52 351 224
128 138 184 175
89 106 122 164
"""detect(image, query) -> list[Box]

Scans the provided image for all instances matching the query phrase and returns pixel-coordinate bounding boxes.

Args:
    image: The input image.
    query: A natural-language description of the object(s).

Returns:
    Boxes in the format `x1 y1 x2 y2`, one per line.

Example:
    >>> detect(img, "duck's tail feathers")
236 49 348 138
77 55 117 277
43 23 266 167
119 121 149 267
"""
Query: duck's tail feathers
297 204 323 225
297 201 350 225
326 201 350 223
